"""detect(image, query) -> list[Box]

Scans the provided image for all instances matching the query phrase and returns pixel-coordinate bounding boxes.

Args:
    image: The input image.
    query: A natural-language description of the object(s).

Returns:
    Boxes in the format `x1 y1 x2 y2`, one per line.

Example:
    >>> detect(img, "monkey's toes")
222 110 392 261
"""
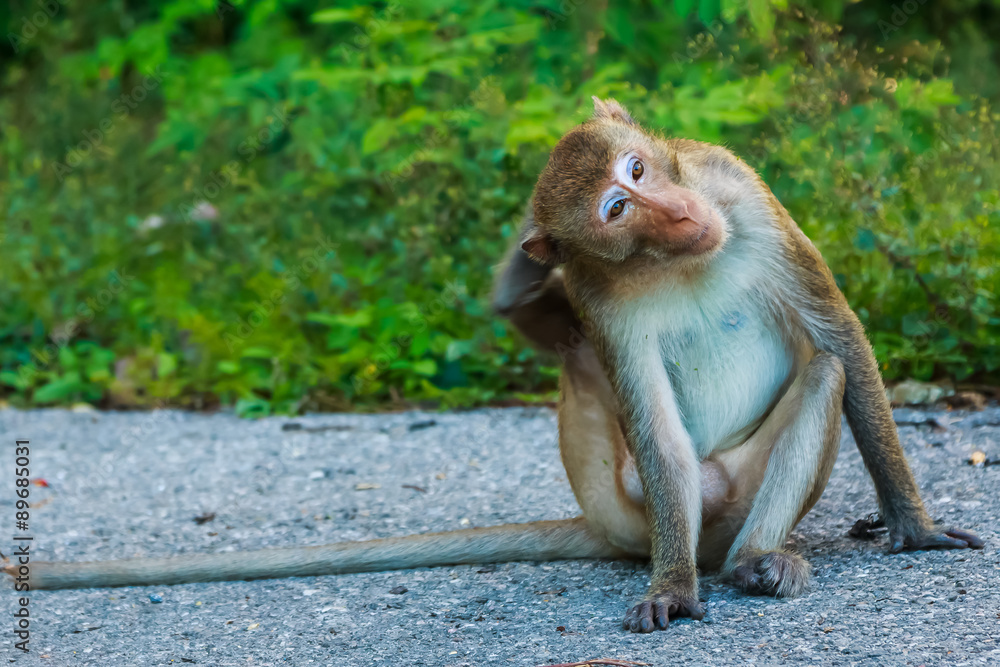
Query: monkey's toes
889 526 985 553
731 550 810 598
622 593 704 633
847 513 886 540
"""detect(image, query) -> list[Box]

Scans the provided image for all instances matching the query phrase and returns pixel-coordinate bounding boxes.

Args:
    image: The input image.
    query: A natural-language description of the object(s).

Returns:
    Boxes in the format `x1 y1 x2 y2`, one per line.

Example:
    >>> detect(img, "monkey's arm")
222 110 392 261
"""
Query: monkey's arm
596 335 705 632
492 203 582 351
784 226 983 552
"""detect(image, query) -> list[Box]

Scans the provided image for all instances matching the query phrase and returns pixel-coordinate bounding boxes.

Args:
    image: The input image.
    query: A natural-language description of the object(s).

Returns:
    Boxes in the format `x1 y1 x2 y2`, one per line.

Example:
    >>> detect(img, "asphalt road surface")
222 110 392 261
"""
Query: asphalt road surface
0 406 997 666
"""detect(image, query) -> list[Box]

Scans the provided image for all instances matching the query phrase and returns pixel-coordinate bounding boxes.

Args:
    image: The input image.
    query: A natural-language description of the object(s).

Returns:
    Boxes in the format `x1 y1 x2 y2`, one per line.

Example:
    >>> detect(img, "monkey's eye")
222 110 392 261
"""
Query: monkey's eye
609 199 626 218
631 160 644 181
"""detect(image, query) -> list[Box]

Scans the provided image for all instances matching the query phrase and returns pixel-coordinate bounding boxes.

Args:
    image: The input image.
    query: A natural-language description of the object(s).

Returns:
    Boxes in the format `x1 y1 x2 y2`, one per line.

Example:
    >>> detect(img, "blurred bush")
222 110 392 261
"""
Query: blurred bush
0 0 997 414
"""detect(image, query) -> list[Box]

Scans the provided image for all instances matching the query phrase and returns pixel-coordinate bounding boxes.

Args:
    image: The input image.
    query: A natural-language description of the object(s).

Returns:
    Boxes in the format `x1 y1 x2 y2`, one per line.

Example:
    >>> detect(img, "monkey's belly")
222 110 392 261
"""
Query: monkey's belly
663 310 795 457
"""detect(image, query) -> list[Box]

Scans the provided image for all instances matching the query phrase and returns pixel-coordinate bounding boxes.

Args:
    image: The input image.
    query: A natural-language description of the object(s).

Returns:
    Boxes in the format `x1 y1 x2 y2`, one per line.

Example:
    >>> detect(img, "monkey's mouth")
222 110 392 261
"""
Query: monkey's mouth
671 222 716 254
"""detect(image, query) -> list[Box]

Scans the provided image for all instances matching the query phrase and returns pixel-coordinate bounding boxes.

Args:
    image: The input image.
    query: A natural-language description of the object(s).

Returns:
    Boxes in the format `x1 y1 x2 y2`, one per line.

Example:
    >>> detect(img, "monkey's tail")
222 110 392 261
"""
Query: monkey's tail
6 517 624 590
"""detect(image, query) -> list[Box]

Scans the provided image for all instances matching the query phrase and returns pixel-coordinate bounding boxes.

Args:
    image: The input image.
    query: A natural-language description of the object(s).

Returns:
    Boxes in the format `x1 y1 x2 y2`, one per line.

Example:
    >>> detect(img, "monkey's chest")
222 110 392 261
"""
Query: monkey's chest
660 308 794 456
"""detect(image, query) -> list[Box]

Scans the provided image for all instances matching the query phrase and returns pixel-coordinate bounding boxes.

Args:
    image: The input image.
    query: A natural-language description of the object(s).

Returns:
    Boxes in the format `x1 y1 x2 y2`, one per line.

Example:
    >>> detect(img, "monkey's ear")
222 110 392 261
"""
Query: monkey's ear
521 226 565 266
591 96 636 126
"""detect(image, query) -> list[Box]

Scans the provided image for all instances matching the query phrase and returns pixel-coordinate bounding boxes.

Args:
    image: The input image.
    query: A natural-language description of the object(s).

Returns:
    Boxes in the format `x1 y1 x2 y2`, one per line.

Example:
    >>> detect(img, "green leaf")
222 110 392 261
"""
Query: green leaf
0 371 26 389
854 229 877 252
411 359 437 376
674 0 698 17
749 0 775 37
33 376 82 403
217 361 240 374
445 340 476 362
362 118 397 155
158 352 178 376
236 398 271 418
240 347 273 359
311 8 366 24
307 311 373 328
698 0 721 24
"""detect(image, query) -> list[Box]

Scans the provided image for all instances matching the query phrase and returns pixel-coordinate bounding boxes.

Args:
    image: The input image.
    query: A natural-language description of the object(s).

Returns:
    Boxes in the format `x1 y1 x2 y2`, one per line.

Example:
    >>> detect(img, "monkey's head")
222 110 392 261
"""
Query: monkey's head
523 98 729 269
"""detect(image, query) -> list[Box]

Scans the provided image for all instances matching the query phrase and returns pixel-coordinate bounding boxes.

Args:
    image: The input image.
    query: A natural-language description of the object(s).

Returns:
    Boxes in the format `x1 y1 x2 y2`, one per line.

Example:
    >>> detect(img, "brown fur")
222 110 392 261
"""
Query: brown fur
501 98 983 632
779 221 936 544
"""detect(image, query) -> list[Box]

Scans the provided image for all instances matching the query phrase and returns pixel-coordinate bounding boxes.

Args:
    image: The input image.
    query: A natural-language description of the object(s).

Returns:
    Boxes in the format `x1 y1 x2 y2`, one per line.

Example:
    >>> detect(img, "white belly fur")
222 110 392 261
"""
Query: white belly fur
616 256 796 460
662 302 793 457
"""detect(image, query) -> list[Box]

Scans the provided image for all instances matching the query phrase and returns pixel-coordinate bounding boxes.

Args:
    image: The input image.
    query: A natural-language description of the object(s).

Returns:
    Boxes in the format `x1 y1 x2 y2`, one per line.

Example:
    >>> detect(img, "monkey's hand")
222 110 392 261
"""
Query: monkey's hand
622 590 705 633
888 526 984 553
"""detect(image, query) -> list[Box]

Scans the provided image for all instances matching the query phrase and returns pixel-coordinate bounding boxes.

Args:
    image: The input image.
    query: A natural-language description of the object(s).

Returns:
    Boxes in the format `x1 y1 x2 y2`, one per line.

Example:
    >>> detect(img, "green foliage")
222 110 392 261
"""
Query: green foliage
1 0 998 412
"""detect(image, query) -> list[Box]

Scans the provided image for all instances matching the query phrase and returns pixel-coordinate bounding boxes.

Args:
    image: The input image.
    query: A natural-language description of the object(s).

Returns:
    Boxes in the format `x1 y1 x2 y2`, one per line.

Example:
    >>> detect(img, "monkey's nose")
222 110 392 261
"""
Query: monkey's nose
651 197 695 226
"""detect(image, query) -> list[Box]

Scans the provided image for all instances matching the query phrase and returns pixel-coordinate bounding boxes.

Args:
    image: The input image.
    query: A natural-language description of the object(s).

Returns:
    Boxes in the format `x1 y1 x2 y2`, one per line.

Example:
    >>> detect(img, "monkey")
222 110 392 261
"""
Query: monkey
494 97 983 632
6 99 982 636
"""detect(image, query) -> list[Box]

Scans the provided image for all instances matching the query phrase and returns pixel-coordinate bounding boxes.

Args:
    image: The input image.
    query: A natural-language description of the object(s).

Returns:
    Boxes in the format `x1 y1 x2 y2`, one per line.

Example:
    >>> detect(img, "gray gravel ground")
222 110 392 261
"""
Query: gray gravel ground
0 405 997 666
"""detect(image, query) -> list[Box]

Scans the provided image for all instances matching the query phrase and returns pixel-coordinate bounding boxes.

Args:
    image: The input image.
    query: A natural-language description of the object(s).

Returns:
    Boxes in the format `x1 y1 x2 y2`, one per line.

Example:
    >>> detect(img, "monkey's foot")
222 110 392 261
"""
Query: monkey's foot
889 526 984 553
622 592 704 633
730 550 810 598
847 513 886 540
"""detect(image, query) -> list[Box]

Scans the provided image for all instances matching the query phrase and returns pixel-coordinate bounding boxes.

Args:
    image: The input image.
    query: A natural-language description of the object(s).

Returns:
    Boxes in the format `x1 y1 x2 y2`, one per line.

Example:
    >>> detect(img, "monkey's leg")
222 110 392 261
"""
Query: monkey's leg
558 340 736 558
599 339 704 633
720 351 845 597
9 518 624 590
558 341 651 556
786 231 984 553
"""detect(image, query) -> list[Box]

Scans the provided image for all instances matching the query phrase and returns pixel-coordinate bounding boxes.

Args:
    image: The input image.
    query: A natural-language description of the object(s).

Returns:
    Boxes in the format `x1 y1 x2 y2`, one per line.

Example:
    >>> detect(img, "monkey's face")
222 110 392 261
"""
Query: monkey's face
526 111 728 269
592 143 726 262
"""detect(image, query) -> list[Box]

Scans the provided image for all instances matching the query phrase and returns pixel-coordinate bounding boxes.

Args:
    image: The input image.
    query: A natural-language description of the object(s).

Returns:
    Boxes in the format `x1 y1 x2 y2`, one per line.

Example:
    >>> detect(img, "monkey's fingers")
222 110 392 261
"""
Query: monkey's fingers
674 599 705 621
622 600 656 633
622 595 704 633
945 528 985 548
889 527 985 553
655 602 671 630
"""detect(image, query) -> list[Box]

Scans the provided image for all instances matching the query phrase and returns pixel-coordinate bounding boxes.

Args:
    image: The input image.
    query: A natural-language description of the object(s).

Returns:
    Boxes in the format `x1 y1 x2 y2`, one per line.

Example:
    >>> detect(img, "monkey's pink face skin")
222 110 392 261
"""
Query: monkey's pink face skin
596 152 725 257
